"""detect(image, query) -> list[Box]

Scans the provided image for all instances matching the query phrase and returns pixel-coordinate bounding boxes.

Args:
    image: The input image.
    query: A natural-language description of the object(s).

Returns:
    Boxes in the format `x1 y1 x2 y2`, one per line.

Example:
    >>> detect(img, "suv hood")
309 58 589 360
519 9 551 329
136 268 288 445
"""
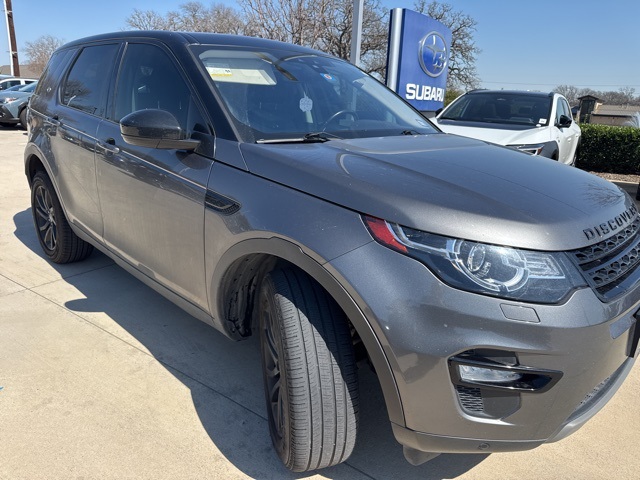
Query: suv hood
432 119 547 146
240 134 632 251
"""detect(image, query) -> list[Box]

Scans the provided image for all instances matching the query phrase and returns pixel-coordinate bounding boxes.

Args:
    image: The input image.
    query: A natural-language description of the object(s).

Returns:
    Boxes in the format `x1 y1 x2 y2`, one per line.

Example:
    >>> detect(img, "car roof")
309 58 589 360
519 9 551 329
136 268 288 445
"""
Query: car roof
464 89 554 99
59 31 325 57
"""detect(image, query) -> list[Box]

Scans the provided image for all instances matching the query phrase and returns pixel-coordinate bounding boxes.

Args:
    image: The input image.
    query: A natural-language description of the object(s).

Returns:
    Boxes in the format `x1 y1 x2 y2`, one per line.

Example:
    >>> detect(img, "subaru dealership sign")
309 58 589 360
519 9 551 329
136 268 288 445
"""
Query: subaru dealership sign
386 8 452 112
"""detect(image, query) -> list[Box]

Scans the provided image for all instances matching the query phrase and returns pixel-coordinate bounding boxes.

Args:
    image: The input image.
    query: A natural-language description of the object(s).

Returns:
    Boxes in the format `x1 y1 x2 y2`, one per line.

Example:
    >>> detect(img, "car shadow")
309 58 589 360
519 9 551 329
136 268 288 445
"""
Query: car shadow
13 208 487 479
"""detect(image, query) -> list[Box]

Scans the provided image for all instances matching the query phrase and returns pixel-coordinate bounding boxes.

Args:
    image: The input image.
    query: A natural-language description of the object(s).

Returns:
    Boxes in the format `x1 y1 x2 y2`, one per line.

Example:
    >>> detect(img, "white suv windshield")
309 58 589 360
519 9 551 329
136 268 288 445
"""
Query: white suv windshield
193 46 437 142
440 92 553 128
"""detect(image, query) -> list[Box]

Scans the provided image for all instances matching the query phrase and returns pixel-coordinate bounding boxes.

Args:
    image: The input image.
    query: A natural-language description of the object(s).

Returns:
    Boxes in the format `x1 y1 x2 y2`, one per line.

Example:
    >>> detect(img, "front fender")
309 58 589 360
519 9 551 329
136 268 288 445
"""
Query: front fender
210 236 405 427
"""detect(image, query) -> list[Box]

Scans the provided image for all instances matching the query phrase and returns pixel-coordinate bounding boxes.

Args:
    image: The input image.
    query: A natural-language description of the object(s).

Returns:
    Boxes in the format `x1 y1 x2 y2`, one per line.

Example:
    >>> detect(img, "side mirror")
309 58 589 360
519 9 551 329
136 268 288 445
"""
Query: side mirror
557 114 573 129
435 107 443 116
120 109 200 150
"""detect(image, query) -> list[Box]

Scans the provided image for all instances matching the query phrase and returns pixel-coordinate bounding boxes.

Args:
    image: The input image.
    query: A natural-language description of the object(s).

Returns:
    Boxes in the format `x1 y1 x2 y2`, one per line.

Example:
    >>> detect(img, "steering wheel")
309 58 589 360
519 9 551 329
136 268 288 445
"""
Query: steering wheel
322 110 359 130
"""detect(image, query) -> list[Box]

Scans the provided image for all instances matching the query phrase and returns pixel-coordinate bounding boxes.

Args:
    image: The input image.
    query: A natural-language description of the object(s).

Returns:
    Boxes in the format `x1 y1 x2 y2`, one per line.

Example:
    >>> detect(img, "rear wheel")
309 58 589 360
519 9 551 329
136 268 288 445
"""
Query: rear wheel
31 171 93 263
259 268 359 472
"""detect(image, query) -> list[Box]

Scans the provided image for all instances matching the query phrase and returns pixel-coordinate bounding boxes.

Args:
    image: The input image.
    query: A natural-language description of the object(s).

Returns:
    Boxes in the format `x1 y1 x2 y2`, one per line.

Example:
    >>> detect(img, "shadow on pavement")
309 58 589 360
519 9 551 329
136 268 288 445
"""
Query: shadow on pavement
14 208 486 479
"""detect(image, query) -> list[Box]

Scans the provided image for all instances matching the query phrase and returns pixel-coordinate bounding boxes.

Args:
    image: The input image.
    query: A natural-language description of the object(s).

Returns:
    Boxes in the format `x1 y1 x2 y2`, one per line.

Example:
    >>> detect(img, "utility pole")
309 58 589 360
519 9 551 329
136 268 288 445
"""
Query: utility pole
3 0 20 76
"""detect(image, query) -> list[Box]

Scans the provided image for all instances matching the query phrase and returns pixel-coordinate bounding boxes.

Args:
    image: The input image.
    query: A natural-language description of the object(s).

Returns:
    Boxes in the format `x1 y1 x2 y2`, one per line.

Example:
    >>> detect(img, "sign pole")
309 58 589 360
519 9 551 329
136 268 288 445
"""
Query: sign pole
350 0 364 67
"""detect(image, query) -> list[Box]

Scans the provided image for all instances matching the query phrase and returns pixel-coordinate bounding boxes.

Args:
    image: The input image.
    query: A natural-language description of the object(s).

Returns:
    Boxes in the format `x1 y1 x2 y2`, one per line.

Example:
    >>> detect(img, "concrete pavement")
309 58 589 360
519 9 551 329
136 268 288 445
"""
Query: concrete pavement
1 126 639 479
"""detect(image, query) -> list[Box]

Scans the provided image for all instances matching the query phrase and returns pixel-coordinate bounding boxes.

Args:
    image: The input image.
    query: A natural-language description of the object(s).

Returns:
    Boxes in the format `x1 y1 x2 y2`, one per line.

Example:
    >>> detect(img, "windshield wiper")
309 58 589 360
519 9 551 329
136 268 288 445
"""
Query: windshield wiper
256 132 342 144
401 129 423 135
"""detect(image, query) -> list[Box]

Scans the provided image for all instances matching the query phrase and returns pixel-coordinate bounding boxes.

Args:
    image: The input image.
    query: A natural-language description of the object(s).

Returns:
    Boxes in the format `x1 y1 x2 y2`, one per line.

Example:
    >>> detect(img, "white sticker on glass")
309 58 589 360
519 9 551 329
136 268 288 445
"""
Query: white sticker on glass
300 95 313 112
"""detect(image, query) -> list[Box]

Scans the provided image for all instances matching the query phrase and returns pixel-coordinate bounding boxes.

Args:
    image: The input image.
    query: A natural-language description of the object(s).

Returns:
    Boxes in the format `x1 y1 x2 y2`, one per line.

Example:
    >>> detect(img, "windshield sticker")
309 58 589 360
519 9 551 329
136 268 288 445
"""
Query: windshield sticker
320 73 338 83
300 95 313 112
207 66 232 77
416 119 429 127
539 118 548 125
206 65 276 85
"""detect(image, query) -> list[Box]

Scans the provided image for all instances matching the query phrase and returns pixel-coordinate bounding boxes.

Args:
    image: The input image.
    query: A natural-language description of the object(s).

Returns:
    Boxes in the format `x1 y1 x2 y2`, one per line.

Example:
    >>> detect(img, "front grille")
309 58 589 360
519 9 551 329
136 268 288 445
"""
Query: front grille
570 217 640 301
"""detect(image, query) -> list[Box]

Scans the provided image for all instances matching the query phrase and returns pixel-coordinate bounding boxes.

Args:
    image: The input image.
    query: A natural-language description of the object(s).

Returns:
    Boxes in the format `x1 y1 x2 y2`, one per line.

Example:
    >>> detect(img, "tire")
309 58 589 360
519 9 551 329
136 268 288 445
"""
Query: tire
19 108 27 130
259 268 359 472
31 171 93 263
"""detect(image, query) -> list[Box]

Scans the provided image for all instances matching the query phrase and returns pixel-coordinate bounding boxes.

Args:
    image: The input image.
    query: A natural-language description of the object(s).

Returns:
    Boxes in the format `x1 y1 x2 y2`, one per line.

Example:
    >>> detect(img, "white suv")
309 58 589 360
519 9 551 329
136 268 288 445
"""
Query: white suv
0 75 37 91
432 90 581 165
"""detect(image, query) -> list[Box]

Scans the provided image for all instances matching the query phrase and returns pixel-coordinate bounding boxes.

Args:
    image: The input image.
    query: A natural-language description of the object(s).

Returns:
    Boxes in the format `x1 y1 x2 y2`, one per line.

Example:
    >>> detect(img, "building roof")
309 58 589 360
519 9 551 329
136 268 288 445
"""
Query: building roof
578 94 601 101
592 104 640 117
0 65 40 78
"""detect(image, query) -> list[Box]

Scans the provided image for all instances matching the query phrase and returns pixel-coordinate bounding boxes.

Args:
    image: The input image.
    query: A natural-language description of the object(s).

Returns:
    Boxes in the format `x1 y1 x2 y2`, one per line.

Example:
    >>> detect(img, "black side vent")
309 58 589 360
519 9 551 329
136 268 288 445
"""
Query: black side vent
205 190 240 215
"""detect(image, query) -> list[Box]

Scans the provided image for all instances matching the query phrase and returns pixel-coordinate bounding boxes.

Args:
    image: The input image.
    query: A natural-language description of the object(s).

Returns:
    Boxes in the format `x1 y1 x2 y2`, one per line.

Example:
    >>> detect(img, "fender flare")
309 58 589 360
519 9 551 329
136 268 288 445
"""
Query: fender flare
211 236 405 426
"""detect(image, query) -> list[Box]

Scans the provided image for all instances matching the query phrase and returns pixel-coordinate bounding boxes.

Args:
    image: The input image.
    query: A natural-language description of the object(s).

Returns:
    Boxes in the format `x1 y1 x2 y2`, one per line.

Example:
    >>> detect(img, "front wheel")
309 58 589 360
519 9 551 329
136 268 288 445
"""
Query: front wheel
19 108 27 130
259 268 359 472
31 171 94 263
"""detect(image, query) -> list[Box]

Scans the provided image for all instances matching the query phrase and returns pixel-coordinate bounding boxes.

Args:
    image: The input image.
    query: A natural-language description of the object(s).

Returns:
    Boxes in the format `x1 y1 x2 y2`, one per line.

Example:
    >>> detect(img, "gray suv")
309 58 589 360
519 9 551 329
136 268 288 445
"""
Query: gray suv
25 32 640 472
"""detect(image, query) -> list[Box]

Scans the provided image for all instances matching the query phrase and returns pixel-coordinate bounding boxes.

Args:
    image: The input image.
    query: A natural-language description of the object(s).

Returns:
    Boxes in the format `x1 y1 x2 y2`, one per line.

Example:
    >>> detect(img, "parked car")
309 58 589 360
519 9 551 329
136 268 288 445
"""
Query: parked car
0 81 37 128
25 32 639 472
432 90 581 165
0 75 37 91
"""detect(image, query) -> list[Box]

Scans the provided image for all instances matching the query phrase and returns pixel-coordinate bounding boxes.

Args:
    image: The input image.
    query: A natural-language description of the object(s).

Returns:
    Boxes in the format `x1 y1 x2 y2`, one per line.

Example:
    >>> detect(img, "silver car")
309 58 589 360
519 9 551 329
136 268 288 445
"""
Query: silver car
25 32 639 472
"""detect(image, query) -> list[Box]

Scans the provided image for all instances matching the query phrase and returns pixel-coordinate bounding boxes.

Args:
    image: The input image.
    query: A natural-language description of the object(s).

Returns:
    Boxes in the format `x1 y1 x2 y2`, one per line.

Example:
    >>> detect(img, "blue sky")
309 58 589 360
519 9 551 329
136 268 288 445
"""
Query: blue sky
2 0 639 92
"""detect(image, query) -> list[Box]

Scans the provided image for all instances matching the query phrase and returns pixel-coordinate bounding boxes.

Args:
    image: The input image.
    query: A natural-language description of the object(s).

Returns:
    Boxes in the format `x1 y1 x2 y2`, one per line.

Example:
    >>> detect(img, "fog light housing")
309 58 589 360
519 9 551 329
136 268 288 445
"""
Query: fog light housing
449 354 562 393
458 365 522 384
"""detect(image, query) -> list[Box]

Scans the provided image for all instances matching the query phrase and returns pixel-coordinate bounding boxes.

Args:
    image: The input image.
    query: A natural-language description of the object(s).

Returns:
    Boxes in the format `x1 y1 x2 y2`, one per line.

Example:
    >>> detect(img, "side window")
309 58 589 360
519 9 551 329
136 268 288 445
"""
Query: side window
34 48 77 98
113 43 198 131
562 99 572 119
61 44 119 116
555 98 564 124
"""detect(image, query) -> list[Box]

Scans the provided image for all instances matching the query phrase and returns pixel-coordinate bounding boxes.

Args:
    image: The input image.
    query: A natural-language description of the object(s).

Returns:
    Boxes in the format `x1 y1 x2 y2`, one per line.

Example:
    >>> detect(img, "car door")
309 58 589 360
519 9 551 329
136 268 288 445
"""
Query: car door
554 97 578 164
95 42 215 311
49 43 121 240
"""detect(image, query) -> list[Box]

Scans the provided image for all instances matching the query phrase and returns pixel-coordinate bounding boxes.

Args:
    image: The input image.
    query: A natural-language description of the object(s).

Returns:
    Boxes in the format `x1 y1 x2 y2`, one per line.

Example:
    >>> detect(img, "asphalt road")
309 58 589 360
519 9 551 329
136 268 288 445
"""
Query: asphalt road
1 127 639 479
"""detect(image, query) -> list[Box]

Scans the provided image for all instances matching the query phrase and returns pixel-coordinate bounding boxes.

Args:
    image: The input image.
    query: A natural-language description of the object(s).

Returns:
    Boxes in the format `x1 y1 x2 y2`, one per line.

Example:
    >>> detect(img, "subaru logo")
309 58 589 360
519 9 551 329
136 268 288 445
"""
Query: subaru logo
418 32 447 77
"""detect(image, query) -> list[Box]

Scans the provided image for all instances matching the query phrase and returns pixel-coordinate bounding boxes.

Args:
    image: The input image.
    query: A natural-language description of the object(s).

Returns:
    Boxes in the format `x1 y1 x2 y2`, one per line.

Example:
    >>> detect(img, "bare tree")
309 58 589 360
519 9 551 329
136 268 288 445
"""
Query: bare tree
23 35 65 76
167 2 245 34
125 9 172 30
554 85 580 106
414 1 480 90
318 0 388 76
125 2 246 34
557 85 640 107
240 0 333 48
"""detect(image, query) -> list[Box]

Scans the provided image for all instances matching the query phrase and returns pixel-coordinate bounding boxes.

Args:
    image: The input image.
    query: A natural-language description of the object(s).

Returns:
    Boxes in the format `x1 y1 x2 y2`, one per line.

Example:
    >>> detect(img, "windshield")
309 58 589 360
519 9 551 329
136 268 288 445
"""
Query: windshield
193 46 437 142
440 92 553 127
18 82 36 92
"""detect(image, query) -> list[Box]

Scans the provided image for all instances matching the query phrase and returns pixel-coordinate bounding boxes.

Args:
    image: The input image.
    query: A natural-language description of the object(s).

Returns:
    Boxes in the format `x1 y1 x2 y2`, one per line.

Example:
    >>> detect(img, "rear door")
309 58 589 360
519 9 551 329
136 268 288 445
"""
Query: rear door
49 43 121 240
95 42 215 311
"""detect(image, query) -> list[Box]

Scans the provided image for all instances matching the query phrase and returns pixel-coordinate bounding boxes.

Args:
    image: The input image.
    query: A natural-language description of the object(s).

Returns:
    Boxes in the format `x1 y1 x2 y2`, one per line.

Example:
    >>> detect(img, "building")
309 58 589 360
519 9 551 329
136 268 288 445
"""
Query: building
0 64 39 78
577 94 640 126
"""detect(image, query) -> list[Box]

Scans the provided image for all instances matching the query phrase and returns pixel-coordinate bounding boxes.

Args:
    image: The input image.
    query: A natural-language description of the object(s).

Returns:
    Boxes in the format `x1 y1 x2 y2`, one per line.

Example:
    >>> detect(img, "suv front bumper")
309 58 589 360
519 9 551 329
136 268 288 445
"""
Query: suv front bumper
328 241 640 454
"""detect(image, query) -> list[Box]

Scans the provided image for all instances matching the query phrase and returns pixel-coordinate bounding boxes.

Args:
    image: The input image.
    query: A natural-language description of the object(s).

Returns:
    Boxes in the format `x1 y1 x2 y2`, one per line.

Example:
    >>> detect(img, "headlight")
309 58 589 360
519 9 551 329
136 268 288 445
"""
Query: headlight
0 97 17 104
512 143 544 155
364 216 586 303
508 141 557 159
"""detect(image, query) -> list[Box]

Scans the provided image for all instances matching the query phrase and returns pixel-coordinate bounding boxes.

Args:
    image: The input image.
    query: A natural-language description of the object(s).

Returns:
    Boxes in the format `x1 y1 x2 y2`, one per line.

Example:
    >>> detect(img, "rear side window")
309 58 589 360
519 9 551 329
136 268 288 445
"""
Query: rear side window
34 48 77 98
61 44 119 116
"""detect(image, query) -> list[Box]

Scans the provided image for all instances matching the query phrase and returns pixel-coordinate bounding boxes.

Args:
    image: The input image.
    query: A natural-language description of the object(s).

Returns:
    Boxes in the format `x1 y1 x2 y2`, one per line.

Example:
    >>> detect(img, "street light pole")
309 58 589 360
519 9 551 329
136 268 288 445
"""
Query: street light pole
3 0 20 76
